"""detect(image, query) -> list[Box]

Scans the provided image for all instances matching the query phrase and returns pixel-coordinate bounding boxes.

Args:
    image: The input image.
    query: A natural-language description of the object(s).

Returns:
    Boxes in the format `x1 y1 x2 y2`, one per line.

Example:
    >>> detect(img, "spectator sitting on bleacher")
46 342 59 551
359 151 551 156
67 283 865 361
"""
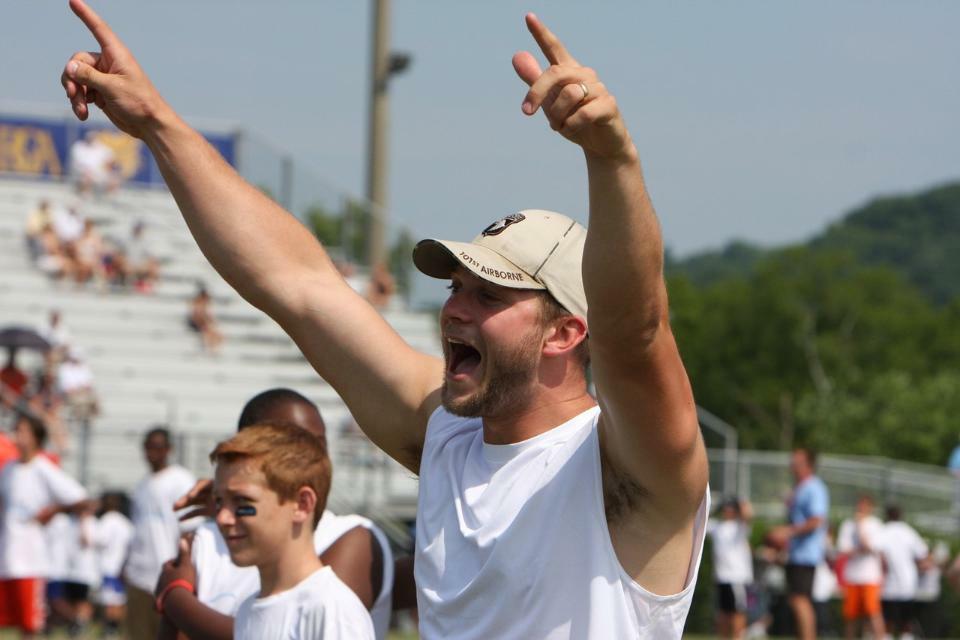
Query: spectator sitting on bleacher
24 200 53 263
57 348 98 419
121 221 159 293
39 310 72 361
74 219 107 287
187 286 223 354
0 348 29 401
69 131 120 197
37 221 74 280
99 233 127 288
51 203 86 250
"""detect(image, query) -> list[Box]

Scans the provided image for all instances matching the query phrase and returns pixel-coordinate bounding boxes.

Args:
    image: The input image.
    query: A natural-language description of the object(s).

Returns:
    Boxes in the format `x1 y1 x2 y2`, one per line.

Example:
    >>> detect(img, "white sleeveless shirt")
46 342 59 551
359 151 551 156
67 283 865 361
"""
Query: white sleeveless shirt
415 406 708 639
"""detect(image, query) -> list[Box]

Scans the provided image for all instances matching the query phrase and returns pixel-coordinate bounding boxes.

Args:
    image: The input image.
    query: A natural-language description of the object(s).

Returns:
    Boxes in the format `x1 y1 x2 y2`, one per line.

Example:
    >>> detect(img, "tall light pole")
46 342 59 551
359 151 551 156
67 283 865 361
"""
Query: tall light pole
365 0 410 267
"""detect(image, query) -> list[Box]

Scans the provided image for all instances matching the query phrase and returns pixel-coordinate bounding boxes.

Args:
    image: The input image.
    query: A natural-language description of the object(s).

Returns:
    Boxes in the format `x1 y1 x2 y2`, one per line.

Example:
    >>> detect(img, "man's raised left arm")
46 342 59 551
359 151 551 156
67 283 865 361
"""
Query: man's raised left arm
515 14 707 519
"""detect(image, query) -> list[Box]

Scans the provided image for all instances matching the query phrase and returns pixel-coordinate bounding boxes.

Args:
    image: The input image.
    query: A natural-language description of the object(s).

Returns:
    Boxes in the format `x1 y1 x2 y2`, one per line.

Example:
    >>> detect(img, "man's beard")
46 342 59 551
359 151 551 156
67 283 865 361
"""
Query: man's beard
442 332 541 419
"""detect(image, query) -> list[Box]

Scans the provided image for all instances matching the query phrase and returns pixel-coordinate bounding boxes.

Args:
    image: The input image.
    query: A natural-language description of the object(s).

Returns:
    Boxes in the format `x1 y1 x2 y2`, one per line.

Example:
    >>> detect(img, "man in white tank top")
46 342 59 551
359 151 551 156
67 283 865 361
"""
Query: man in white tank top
62 4 709 637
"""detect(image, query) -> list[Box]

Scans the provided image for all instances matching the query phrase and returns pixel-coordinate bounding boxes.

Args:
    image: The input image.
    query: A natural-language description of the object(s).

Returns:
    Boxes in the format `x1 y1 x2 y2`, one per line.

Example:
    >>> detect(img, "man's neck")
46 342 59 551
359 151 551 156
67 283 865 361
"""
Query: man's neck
257 534 323 598
150 462 169 474
482 390 596 445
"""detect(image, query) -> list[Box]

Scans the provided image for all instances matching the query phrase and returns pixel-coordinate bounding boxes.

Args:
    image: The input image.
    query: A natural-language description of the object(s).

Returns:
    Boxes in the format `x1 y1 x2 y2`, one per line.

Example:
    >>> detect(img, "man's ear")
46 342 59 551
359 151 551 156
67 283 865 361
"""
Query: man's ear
292 486 318 524
542 315 588 358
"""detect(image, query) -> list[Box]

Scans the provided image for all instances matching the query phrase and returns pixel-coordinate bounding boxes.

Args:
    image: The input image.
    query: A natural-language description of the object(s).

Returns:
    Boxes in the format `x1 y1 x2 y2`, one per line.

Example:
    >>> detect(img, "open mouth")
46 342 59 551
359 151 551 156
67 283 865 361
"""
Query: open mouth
447 338 482 377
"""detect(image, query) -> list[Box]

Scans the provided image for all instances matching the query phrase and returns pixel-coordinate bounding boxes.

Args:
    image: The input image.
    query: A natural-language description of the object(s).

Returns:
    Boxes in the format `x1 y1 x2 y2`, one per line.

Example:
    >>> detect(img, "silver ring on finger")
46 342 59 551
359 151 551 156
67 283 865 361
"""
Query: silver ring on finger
577 81 590 102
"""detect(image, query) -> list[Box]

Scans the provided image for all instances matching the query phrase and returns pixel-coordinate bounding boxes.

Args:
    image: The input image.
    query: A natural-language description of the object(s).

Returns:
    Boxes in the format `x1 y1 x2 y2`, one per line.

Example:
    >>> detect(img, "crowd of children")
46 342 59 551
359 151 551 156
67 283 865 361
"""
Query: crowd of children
0 388 397 638
708 492 954 639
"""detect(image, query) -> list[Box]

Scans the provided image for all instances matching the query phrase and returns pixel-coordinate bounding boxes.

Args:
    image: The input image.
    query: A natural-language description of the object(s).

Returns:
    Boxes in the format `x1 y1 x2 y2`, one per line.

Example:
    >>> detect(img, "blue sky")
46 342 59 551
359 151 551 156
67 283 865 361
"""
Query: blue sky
4 2 959 298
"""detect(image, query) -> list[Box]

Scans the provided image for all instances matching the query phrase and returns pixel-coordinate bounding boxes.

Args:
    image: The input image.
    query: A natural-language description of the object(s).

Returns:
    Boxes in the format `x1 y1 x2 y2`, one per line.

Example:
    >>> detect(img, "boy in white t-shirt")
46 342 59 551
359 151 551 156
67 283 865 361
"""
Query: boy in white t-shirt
197 423 372 639
124 426 196 640
94 492 134 638
707 497 754 639
60 509 100 636
155 388 393 640
837 494 886 640
880 504 928 638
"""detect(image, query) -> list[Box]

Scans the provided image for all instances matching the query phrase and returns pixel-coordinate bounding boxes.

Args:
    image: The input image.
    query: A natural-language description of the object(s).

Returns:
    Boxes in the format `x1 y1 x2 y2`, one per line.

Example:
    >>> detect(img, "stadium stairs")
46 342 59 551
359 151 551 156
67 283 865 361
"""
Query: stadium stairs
0 177 430 527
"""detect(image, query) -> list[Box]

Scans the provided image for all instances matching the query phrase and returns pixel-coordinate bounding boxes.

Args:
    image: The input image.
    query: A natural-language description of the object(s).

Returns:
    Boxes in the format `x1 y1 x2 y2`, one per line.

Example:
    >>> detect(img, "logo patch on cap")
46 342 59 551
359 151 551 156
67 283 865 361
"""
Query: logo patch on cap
481 213 525 237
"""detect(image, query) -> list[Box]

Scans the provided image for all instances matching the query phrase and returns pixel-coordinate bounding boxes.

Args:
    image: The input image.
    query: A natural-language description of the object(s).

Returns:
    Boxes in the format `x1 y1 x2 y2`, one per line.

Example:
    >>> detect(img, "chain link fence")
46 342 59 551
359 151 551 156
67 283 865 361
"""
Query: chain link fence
709 448 957 535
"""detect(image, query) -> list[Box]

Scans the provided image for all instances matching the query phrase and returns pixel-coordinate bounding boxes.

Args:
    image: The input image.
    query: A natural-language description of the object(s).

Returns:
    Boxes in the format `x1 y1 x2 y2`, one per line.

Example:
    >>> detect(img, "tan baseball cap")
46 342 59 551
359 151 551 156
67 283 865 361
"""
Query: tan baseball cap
412 209 588 321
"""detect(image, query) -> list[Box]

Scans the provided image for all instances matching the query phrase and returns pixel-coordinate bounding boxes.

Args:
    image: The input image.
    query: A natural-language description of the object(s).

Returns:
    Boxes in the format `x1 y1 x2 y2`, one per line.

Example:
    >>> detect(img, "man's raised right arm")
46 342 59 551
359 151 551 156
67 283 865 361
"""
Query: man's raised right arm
61 0 442 470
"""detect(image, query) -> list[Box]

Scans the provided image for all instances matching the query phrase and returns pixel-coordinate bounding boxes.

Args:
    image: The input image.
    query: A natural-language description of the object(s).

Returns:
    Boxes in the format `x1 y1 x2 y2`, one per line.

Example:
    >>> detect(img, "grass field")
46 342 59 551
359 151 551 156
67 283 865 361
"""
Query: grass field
0 630 852 640
0 630 423 639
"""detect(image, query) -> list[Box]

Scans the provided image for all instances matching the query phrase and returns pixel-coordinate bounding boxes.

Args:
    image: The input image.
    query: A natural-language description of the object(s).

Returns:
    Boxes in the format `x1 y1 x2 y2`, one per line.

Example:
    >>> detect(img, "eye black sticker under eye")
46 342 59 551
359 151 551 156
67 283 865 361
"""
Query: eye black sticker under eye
235 505 257 517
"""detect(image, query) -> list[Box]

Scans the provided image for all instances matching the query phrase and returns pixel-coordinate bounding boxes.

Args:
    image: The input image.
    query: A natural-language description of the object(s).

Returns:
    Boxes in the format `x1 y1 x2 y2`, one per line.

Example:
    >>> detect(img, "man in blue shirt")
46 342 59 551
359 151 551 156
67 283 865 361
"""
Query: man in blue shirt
947 444 960 474
783 447 830 640
947 442 960 528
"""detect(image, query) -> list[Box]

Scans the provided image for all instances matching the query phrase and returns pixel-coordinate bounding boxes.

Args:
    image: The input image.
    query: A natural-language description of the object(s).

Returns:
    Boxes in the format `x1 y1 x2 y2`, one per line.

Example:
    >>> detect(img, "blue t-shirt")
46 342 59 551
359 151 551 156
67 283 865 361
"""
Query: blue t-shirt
787 476 829 566
948 445 960 472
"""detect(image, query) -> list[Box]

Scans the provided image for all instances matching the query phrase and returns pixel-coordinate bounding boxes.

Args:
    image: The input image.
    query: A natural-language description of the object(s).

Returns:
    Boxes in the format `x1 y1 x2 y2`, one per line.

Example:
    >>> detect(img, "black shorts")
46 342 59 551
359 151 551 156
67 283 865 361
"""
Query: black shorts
62 581 90 602
882 600 915 626
716 582 749 613
785 564 816 597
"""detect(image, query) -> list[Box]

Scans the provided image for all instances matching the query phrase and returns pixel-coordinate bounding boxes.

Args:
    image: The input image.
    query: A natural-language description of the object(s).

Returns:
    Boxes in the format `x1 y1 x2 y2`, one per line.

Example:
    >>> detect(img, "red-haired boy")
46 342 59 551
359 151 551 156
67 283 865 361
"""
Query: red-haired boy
207 423 372 639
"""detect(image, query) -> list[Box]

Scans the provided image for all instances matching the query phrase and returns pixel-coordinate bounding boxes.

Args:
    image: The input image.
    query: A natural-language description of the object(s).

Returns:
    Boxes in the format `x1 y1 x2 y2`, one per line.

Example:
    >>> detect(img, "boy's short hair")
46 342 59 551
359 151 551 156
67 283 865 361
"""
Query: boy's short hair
209 423 330 527
17 413 48 448
237 388 324 432
143 426 171 447
99 490 130 518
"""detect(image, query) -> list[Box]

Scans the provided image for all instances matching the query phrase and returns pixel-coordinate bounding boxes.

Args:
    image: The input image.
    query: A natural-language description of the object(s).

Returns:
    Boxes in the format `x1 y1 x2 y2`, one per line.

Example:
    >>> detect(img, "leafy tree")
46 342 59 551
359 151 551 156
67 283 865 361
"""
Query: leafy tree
305 204 341 248
303 200 414 300
671 247 947 458
389 229 416 297
796 371 960 464
812 182 960 304
665 179 960 463
666 240 764 288
304 199 372 264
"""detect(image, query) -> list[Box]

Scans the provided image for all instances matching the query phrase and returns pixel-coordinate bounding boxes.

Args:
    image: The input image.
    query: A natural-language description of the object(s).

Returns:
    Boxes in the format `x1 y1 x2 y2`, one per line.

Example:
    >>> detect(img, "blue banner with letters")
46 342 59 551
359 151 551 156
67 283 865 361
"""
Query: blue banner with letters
0 113 235 187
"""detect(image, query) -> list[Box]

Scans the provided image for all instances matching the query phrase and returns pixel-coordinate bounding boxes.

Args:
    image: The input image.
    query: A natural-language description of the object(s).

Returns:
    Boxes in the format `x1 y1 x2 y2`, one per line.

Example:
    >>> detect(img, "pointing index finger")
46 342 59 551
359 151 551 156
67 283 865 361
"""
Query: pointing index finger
69 0 122 52
525 13 578 67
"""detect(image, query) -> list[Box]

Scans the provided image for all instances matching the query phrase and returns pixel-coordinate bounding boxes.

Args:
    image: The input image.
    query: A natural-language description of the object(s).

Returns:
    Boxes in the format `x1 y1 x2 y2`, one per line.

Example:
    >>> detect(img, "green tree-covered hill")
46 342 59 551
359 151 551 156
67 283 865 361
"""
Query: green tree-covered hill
812 181 960 304
666 180 960 464
668 180 960 304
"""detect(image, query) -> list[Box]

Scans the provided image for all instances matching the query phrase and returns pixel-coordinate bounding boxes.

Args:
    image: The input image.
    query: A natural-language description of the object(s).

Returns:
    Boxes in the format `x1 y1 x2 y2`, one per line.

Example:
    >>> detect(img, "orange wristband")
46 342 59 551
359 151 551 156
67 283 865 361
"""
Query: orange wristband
155 579 195 614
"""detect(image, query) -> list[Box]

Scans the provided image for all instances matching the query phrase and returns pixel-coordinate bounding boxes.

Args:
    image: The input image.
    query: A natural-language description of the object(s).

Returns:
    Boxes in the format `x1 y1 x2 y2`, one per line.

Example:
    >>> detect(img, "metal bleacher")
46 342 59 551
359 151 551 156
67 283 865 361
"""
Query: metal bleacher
0 177 433 524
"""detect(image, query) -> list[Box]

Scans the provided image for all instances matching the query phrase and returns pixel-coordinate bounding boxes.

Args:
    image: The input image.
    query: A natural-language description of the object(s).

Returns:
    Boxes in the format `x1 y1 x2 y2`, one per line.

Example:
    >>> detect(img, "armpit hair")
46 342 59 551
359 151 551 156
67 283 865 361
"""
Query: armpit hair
403 442 423 475
601 450 648 525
